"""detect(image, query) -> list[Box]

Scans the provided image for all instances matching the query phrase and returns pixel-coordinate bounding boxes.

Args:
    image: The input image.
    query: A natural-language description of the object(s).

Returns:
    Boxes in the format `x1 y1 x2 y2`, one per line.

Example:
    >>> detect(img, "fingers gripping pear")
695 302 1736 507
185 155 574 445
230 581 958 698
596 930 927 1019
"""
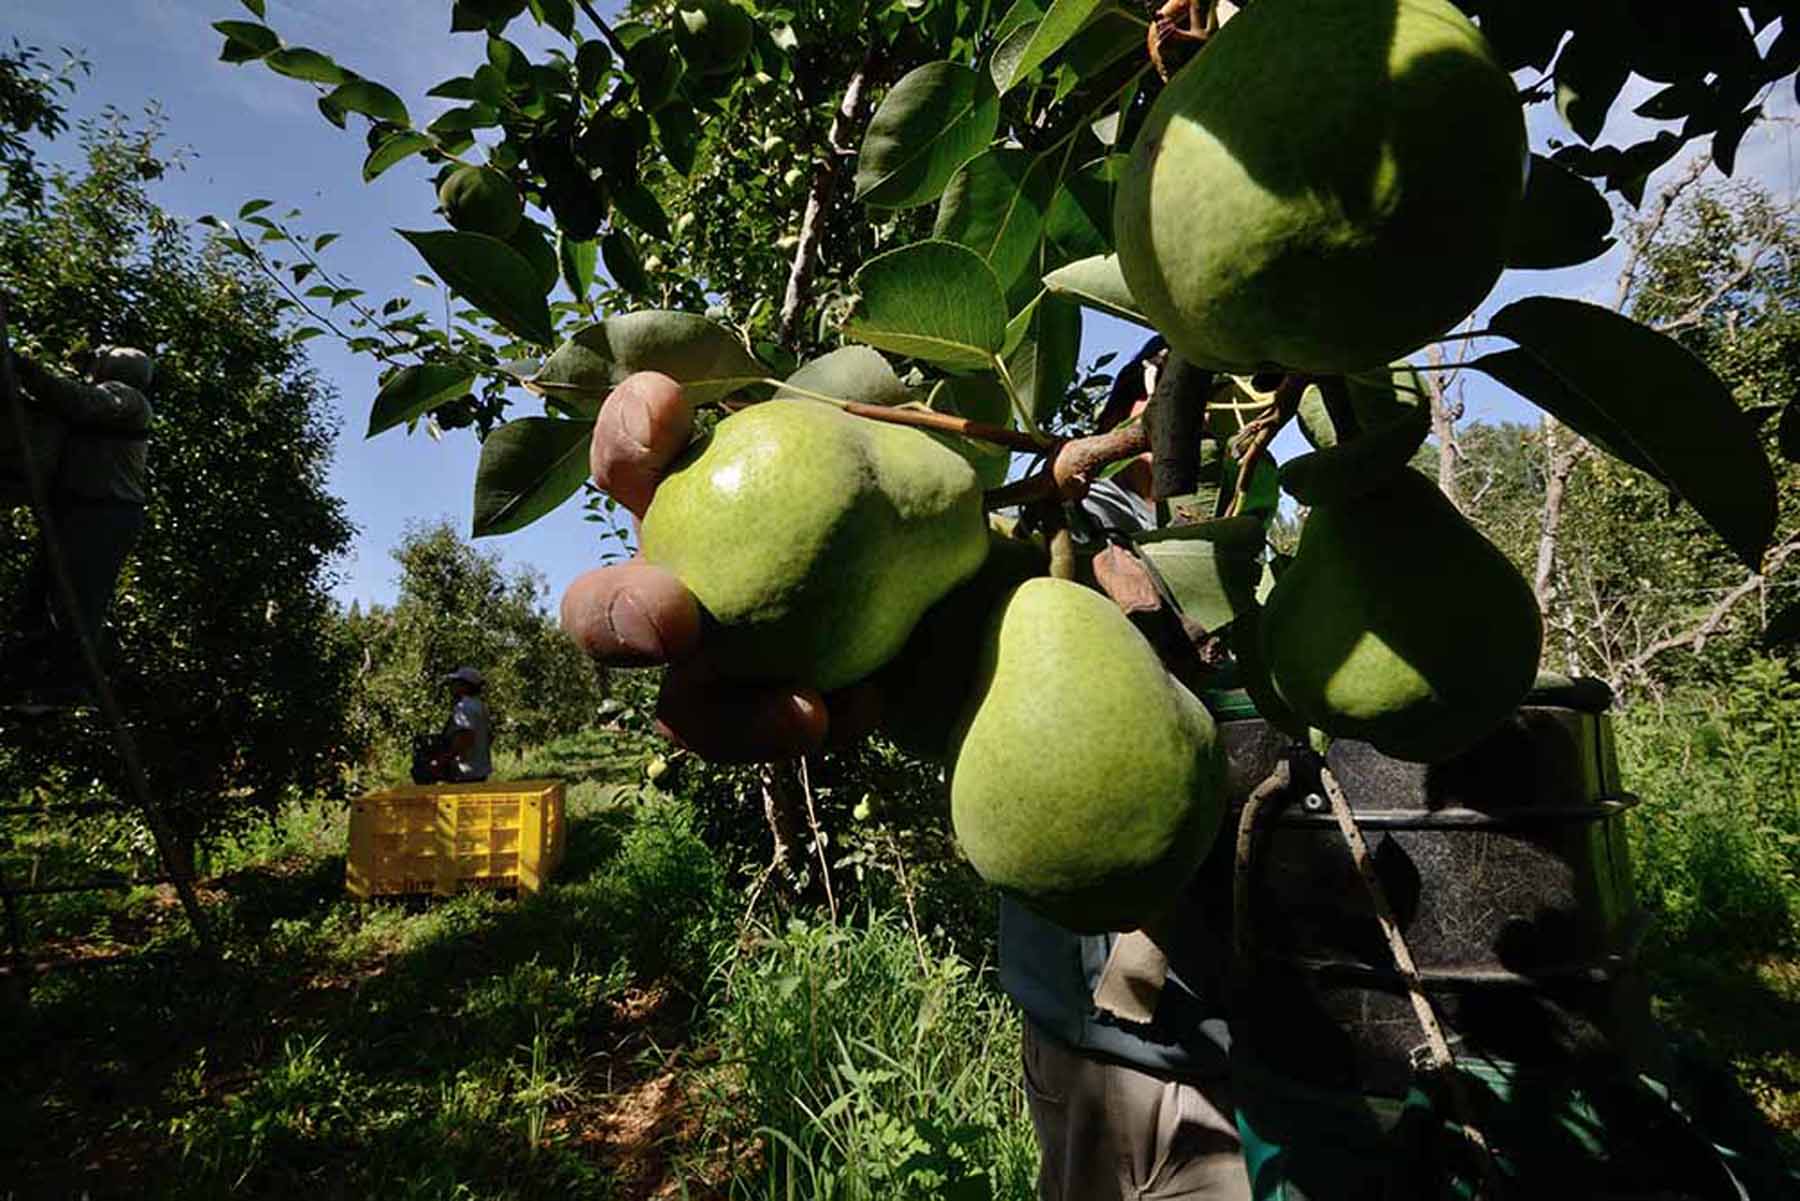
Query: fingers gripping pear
1116 0 1525 373
640 399 988 691
1261 468 1542 761
951 579 1224 933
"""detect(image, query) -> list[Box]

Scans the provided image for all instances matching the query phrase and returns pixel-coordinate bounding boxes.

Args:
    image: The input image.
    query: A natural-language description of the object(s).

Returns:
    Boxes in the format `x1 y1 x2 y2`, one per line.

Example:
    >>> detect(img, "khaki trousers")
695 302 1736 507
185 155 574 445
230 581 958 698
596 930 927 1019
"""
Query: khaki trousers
1023 1020 1251 1201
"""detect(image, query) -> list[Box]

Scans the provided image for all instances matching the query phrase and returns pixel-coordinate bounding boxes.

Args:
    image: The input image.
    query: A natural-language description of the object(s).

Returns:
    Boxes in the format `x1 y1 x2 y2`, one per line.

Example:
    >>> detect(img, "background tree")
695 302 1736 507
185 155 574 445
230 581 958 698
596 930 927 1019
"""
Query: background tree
1453 177 1800 700
345 519 606 762
0 108 359 847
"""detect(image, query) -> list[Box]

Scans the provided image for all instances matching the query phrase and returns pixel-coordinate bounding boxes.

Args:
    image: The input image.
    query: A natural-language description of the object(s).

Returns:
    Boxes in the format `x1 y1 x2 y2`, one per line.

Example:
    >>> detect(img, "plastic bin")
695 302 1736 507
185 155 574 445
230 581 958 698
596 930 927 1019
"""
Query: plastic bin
346 778 565 898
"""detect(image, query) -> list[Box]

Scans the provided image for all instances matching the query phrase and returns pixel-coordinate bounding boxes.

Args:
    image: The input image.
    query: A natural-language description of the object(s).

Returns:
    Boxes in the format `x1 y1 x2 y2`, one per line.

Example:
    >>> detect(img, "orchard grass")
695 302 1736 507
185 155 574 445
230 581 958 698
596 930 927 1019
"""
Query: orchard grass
1 719 1795 1198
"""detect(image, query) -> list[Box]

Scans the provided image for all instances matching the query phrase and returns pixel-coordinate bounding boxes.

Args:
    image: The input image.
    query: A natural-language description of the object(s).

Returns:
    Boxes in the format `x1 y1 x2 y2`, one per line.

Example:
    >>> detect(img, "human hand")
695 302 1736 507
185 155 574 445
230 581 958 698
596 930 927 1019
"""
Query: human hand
559 372 880 762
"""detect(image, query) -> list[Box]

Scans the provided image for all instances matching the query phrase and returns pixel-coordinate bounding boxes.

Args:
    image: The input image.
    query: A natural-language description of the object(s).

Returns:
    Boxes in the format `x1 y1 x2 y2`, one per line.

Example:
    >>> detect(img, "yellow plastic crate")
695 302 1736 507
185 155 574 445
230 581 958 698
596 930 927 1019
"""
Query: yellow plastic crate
346 778 566 899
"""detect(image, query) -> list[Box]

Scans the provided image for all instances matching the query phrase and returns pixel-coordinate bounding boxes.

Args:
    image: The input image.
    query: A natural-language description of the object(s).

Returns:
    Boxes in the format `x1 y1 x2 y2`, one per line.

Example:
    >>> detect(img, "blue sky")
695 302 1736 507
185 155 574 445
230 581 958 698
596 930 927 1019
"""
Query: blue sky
8 2 1798 613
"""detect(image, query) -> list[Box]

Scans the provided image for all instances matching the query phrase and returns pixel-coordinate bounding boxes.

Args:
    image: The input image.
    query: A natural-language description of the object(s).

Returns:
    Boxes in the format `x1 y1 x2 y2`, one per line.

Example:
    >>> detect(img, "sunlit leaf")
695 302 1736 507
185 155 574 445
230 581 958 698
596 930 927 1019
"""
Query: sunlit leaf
399 229 557 346
368 364 474 437
472 417 593 536
855 62 999 209
844 240 1007 370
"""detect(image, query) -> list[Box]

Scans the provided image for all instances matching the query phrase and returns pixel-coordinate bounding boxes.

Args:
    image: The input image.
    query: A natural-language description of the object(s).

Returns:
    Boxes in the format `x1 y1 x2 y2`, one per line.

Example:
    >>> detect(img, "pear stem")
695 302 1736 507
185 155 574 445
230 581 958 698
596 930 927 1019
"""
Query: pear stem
1225 373 1307 517
749 379 1051 452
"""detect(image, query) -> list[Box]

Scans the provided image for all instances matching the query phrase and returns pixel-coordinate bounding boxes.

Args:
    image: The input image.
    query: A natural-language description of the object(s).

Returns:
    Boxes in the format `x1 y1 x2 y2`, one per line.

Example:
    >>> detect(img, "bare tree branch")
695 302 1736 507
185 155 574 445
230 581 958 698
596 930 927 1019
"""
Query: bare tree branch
1622 535 1800 680
777 45 880 351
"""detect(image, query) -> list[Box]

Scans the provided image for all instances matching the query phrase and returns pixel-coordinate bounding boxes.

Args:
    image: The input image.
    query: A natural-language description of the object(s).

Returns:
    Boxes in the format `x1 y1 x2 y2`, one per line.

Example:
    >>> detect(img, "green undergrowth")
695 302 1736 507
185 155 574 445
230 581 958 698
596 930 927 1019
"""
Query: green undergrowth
0 727 1035 1200
3 712 1798 1197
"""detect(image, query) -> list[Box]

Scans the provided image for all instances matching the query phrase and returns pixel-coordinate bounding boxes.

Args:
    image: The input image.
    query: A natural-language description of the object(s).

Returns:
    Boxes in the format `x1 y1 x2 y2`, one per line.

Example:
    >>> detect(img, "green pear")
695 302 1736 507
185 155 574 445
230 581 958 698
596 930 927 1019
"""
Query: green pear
1115 0 1524 373
640 399 988 691
950 578 1224 933
876 530 1047 761
439 165 523 239
673 0 753 76
1261 468 1542 762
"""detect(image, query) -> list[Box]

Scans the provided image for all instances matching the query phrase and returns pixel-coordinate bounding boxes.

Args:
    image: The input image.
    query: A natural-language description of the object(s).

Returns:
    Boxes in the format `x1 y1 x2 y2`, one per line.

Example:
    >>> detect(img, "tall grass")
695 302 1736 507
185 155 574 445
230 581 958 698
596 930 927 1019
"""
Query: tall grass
697 913 1037 1200
1618 658 1800 953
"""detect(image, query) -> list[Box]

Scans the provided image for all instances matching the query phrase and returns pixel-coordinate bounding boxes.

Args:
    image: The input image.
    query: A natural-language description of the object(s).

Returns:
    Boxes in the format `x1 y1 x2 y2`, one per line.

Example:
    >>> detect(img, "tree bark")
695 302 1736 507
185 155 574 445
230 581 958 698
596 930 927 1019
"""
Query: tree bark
777 46 880 351
1425 344 1461 511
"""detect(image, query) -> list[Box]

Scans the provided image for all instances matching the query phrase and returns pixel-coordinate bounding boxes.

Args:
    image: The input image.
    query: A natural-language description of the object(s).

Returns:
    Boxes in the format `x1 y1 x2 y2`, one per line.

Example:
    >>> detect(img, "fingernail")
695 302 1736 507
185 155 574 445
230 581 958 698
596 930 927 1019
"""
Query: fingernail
606 590 663 657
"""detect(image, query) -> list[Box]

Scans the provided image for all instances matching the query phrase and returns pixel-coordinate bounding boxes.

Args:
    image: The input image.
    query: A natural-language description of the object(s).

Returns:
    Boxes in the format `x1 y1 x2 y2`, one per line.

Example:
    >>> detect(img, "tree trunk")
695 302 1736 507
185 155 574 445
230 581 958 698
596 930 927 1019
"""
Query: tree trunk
777 46 881 351
1425 344 1461 510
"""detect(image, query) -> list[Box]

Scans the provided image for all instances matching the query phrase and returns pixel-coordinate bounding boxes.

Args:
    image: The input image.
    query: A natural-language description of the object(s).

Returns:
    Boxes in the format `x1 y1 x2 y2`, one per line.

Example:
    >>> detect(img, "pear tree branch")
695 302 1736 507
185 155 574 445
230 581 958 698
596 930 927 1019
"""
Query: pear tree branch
1224 373 1308 517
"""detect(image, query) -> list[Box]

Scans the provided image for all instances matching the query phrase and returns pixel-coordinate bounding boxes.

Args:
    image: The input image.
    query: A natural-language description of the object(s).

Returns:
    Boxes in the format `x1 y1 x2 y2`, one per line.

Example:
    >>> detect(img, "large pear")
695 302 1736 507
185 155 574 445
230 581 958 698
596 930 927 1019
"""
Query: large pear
1261 468 1541 761
1115 0 1525 373
640 399 988 690
951 579 1223 933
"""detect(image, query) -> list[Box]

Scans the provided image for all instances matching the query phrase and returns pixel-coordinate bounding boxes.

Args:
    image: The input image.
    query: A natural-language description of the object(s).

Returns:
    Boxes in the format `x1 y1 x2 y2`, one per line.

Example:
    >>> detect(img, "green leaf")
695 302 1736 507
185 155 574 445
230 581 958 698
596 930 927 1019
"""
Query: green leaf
990 0 1105 94
1507 154 1614 270
611 181 673 241
1134 518 1265 632
558 234 597 300
327 80 411 126
530 311 767 411
933 149 1059 302
601 230 650 296
653 103 702 175
238 199 273 219
241 0 266 16
1478 297 1777 569
1779 402 1800 464
855 62 1000 210
363 131 432 181
1042 253 1149 326
1004 292 1081 423
266 47 357 85
625 31 685 113
508 219 560 294
1554 34 1627 145
472 417 593 537
1044 156 1116 264
399 229 557 346
214 20 278 63
368 364 475 437
994 0 1050 43
528 0 576 37
776 347 913 407
844 241 1008 370
577 40 614 97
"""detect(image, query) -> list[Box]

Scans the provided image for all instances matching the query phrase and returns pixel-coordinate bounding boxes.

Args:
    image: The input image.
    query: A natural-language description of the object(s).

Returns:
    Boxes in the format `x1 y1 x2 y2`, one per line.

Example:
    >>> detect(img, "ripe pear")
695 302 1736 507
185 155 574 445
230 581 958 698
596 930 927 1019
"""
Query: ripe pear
439 165 523 239
1115 0 1524 373
640 399 988 691
876 530 1047 761
951 579 1224 933
1261 468 1541 761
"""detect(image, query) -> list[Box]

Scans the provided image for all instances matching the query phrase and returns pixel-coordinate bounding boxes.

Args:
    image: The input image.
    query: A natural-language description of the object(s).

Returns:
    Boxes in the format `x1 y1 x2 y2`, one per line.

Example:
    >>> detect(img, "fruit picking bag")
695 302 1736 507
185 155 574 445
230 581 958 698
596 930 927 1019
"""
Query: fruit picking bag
1232 1045 1793 1200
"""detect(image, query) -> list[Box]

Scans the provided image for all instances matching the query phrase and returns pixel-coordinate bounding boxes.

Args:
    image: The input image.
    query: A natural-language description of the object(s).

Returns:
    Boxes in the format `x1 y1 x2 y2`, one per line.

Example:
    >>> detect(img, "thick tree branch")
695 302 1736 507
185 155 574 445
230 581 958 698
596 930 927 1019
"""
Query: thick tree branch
984 421 1150 508
777 45 880 350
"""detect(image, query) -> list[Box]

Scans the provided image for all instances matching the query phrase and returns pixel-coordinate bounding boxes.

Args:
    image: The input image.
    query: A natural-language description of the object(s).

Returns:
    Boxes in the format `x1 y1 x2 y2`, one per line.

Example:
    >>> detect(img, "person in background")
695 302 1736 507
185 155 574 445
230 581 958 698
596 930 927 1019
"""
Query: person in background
557 359 1250 1200
412 666 493 784
4 345 155 708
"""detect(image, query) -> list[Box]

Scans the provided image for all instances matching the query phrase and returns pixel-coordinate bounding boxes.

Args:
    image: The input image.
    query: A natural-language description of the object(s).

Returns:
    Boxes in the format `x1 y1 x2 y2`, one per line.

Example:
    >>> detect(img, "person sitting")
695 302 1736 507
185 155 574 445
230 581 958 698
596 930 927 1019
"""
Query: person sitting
411 666 493 784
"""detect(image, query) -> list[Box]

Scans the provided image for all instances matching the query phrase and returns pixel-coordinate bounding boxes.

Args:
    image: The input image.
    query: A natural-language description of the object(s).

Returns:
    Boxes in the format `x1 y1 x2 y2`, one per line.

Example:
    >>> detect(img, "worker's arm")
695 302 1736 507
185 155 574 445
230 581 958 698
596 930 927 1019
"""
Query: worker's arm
10 354 149 432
